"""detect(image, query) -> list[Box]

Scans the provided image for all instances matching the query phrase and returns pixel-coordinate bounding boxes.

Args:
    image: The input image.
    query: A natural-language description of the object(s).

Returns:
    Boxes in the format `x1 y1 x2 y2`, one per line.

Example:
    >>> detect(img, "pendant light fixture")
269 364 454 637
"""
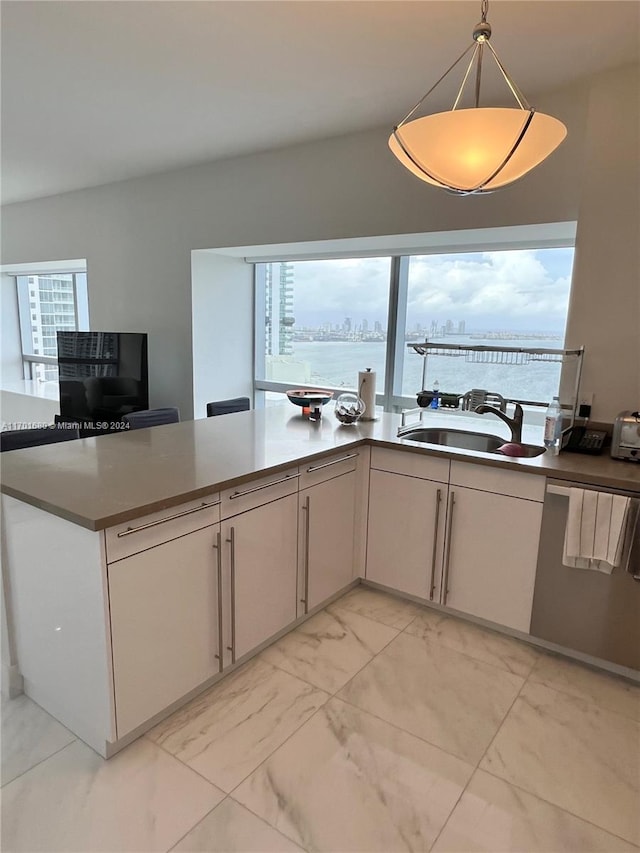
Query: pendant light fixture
389 0 567 194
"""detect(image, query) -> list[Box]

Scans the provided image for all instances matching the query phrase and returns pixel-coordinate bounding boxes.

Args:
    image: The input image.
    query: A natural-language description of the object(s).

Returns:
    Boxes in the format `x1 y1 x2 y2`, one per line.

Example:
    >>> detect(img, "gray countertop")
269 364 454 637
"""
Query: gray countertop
2 405 639 530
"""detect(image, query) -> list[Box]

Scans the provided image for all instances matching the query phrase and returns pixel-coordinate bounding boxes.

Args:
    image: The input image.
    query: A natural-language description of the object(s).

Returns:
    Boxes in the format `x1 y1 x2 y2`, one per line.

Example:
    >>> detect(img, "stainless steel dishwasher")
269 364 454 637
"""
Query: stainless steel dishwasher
530 479 640 671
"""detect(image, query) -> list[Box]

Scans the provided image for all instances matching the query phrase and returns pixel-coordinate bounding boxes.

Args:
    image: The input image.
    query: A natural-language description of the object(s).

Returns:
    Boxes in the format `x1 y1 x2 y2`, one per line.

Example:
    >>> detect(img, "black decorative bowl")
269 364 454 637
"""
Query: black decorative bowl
286 389 334 408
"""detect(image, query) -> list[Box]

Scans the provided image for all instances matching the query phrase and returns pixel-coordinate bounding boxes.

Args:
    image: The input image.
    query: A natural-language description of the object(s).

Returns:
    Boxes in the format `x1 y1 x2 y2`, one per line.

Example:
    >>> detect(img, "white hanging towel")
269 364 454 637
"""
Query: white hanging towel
563 488 631 573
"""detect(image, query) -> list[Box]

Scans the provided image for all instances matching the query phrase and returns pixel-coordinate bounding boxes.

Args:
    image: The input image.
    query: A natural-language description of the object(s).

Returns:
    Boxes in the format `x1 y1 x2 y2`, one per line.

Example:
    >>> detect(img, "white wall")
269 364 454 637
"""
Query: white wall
1 67 637 421
565 65 640 415
191 252 253 419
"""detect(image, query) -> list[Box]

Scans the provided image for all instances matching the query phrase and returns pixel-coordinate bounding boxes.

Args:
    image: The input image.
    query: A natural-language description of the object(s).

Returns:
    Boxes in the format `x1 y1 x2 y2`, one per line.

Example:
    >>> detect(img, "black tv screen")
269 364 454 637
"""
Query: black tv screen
57 332 149 422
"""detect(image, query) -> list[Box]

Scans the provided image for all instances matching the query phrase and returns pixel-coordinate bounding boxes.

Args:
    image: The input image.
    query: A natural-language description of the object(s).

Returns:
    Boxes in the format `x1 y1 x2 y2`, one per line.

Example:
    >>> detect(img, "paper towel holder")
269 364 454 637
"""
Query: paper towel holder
359 367 378 421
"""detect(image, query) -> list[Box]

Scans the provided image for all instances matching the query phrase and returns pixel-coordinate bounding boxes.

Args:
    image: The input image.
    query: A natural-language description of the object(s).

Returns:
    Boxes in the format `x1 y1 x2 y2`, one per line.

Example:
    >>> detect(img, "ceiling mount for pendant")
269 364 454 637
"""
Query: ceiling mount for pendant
389 0 567 195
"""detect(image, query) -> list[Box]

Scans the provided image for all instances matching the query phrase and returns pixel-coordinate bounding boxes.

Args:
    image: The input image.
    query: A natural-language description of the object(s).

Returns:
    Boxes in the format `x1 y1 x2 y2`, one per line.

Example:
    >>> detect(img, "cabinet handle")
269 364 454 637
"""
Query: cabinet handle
300 496 310 613
429 489 442 601
442 491 456 606
226 528 236 664
213 531 223 673
116 500 220 537
229 473 299 500
306 452 359 474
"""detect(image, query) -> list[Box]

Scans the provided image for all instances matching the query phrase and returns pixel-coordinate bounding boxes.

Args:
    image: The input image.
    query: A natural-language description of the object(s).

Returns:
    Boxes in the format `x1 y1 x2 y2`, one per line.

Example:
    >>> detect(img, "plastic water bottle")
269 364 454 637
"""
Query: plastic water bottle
544 396 563 453
430 379 440 409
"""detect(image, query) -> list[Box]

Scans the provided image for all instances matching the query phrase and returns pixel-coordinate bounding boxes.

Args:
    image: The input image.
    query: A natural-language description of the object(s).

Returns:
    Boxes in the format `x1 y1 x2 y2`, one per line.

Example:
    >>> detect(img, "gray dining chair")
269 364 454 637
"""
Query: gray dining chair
122 407 180 430
0 425 80 452
206 397 251 417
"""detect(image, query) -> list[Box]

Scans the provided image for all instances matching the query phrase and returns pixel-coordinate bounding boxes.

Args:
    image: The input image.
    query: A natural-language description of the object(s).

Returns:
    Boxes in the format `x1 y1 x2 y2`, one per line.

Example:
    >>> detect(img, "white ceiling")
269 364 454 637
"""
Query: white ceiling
1 0 638 205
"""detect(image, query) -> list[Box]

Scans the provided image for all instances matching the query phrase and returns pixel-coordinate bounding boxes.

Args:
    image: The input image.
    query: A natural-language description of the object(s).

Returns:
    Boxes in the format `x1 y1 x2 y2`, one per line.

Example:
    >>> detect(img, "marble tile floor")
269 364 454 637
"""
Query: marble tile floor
2 585 639 853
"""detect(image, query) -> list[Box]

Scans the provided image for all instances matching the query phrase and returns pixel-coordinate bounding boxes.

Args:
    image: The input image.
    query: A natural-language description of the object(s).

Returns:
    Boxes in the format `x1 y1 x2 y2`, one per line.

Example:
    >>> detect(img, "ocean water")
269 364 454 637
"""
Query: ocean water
288 335 570 404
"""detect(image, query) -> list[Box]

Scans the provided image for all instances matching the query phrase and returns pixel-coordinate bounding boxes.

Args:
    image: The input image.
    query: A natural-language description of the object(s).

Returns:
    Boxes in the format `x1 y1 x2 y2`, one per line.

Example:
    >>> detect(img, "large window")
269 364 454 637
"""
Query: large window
400 248 574 402
16 272 89 382
254 245 575 413
256 258 391 393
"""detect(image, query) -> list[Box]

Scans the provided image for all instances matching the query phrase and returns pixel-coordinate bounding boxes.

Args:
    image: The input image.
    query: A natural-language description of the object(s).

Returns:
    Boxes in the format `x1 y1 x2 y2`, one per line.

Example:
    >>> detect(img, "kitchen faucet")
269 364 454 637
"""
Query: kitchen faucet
474 402 524 444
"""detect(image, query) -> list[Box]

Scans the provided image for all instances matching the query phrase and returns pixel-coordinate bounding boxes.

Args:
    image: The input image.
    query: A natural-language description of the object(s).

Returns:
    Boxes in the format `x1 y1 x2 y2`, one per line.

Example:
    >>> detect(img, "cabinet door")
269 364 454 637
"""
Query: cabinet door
366 469 446 601
443 488 543 632
300 470 356 615
108 525 221 737
224 493 298 662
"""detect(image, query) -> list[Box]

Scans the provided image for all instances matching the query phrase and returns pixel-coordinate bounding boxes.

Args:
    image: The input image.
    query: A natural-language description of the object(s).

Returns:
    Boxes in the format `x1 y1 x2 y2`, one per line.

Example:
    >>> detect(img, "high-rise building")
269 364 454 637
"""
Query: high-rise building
361 319 368 333
344 317 352 333
28 274 77 380
265 263 295 355
458 320 466 334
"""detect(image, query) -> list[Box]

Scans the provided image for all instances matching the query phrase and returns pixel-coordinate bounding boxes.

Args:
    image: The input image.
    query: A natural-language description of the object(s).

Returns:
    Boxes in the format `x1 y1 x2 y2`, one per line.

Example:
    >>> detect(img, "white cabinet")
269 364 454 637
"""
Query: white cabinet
441 486 543 632
107 467 300 738
442 462 544 632
366 450 449 601
222 493 299 662
299 470 357 615
365 451 544 634
108 524 222 737
297 449 361 616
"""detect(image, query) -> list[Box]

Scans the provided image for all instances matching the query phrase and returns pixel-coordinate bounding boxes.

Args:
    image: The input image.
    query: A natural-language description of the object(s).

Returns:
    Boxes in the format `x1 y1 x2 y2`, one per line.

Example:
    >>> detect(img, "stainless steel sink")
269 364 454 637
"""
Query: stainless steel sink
397 426 546 457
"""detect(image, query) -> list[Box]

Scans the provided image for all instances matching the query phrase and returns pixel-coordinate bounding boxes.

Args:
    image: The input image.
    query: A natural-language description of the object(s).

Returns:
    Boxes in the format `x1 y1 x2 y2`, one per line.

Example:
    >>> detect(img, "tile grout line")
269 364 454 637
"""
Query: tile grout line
0 736 77 789
222 701 326 851
220 607 455 853
397 590 640 717
226 796 310 853
479 765 640 849
330 693 476 770
524 671 640 726
399 608 542 679
149 597 634 853
263 602 405 696
426 671 531 853
147 735 233 793
146 679 324 850
146 594 408 843
6 589 636 853
525 670 640 725
201 604 413 850
164 798 229 853
454 671 640 849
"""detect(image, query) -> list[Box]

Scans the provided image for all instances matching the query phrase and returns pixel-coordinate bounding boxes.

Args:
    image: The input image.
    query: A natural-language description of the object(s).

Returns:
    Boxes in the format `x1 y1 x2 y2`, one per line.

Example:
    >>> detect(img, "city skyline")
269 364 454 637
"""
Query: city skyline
268 248 574 333
291 317 562 343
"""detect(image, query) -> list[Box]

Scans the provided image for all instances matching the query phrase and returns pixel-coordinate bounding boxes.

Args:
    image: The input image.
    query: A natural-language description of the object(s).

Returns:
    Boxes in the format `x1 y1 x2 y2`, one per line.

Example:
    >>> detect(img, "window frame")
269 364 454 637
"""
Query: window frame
253 239 576 414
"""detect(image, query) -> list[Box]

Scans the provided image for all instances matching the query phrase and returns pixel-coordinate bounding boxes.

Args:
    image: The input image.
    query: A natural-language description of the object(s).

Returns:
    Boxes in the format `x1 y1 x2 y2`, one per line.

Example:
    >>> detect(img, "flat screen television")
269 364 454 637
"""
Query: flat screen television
57 332 148 422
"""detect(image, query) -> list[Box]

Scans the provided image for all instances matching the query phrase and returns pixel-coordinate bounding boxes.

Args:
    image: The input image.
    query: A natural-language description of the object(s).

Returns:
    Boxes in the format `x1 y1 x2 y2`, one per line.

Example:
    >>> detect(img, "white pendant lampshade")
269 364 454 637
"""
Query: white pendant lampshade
389 2 567 194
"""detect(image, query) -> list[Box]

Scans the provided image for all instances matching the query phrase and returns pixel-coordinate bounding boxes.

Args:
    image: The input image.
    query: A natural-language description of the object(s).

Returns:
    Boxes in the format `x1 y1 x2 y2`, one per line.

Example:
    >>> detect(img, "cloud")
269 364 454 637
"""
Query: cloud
287 257 391 324
406 251 571 325
270 248 574 331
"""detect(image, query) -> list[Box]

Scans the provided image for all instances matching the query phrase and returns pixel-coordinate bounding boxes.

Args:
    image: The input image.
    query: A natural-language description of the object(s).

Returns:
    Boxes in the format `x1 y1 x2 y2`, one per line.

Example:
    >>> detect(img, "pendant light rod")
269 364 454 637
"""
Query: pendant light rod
484 40 530 110
397 41 476 128
474 42 484 108
452 43 480 111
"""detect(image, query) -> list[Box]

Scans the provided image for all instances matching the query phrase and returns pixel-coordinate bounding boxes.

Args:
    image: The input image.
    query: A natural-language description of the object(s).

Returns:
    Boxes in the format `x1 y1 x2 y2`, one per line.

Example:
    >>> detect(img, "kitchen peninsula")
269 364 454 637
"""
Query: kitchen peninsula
2 405 639 758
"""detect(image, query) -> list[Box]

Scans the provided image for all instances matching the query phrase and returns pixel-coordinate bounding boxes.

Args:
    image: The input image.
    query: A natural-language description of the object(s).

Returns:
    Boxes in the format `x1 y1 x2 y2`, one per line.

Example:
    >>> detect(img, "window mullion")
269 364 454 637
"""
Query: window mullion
253 264 267 408
383 256 409 413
